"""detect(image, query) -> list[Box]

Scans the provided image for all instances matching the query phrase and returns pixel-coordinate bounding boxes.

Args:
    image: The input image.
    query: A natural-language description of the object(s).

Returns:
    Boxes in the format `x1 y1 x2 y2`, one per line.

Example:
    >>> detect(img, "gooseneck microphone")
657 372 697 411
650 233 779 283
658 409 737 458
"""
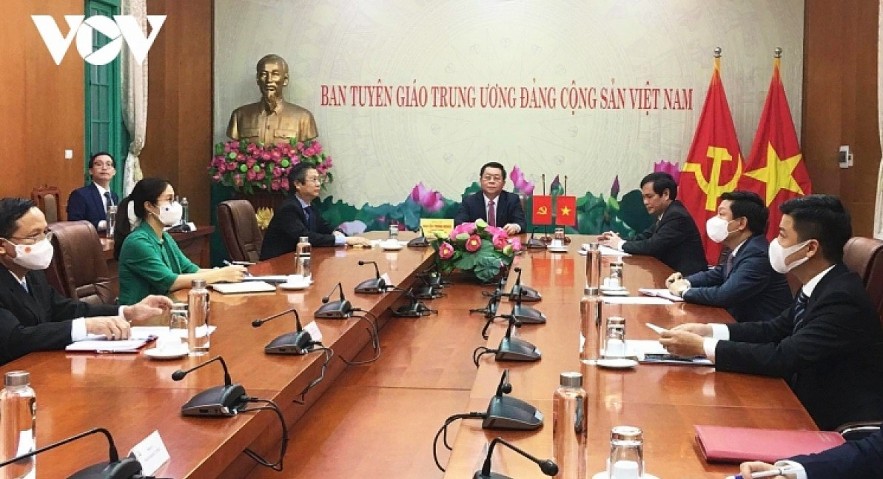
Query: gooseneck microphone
482 369 543 431
473 437 558 479
0 427 142 479
509 266 542 302
354 261 387 294
171 355 247 417
388 287 436 317
407 227 430 247
496 309 541 362
315 282 353 319
509 267 546 324
526 228 547 249
252 308 313 355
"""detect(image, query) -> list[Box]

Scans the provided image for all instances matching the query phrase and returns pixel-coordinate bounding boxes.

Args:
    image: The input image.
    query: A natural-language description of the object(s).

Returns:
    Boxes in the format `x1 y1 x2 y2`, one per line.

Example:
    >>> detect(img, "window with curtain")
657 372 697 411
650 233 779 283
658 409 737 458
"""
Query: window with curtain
84 0 124 196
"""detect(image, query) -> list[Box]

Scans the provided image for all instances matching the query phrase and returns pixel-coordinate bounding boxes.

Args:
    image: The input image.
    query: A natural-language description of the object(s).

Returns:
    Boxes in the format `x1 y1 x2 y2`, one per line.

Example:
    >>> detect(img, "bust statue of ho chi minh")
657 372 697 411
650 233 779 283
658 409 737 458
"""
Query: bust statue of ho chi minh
226 54 319 145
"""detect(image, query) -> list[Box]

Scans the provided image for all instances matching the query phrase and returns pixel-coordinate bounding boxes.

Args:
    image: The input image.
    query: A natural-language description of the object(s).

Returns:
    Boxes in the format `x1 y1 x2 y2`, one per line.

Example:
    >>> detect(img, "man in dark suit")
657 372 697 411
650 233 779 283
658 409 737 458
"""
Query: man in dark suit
599 172 706 275
454 162 526 235
665 191 791 322
0 198 172 365
66 152 120 230
260 163 370 260
661 195 883 430
739 429 883 478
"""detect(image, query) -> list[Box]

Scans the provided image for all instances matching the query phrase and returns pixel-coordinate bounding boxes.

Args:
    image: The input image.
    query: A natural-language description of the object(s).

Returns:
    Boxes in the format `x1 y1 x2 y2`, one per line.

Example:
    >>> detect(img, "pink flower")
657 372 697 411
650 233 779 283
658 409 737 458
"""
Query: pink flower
653 160 681 185
465 235 482 252
245 157 257 168
510 165 535 196
410 182 445 212
212 174 222 182
273 167 282 178
510 237 523 252
438 242 455 259
450 222 476 239
280 178 289 190
271 179 281 190
485 225 504 237
246 170 256 181
233 174 243 187
492 232 508 250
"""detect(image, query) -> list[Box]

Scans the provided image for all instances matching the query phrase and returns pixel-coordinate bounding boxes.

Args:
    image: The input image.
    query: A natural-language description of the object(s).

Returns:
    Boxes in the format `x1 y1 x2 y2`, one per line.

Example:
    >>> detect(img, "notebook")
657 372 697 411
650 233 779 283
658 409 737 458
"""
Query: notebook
694 425 845 463
211 281 276 294
638 288 684 302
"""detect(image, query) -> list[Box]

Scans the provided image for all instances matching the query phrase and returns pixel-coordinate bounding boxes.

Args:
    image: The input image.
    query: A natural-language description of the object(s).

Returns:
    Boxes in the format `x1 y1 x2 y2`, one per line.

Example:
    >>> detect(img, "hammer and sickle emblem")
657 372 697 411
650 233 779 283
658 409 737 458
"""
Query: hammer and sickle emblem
536 206 548 215
682 146 743 211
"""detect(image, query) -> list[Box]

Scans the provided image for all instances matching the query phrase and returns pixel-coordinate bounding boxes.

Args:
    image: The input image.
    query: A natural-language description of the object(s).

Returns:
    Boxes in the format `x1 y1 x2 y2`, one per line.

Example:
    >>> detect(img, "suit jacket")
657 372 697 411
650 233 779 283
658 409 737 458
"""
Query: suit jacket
683 234 792 322
260 195 337 260
0 266 118 365
716 264 883 430
792 429 883 478
454 190 526 231
622 200 706 275
67 183 119 229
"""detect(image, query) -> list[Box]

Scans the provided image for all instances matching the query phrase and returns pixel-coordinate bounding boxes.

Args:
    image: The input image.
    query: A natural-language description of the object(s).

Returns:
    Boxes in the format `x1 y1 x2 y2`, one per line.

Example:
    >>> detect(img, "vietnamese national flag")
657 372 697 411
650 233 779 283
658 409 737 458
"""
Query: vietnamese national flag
556 195 577 227
532 195 553 225
679 56 744 265
738 57 812 240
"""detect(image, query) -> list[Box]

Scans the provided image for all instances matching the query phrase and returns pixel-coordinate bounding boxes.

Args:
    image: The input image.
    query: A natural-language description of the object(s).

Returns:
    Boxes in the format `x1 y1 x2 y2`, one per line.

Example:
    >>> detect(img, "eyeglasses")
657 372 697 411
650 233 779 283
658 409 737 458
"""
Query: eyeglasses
304 177 322 184
481 175 503 182
6 231 53 245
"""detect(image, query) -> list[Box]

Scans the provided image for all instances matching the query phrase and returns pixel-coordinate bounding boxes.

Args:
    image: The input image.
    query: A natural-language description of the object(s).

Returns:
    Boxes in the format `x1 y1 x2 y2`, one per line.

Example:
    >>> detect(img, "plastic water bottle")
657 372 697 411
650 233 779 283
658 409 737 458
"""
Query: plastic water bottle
188 279 210 356
180 197 190 225
585 242 601 289
295 236 312 282
553 372 587 479
580 287 602 361
0 371 36 479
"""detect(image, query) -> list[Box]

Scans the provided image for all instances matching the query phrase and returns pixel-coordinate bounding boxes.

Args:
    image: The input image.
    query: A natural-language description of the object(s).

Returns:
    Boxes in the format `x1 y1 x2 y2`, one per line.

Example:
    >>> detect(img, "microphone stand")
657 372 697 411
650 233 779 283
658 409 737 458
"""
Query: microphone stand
473 437 558 479
171 356 247 417
252 308 313 355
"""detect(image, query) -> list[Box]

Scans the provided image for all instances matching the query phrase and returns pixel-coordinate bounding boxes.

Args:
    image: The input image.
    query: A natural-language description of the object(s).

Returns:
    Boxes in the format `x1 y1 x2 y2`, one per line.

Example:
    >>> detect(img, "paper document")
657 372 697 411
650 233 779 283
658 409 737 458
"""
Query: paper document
66 339 148 353
212 281 276 294
602 296 672 305
626 339 712 366
242 276 290 284
638 288 684 302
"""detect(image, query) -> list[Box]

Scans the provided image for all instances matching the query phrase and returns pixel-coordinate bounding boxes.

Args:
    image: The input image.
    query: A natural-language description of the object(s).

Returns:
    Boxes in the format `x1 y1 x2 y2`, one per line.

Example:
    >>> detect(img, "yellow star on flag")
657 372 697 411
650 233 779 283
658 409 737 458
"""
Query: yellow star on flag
744 142 805 206
560 206 571 216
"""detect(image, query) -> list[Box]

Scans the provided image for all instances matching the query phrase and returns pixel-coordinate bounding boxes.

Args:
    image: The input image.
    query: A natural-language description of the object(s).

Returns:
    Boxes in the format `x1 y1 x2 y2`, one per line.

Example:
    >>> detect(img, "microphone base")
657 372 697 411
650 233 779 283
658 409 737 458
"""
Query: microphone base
509 285 542 302
526 238 547 249
473 473 512 479
70 458 143 479
392 301 432 317
264 331 312 355
482 396 543 431
412 285 442 299
354 278 386 294
180 384 248 417
512 304 546 324
314 300 353 319
495 337 541 362
407 236 430 247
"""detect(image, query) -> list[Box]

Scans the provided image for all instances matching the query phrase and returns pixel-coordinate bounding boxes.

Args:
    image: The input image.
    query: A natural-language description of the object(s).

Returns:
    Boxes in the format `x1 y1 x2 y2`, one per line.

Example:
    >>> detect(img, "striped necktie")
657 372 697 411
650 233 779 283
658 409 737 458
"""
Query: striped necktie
104 191 113 208
792 290 809 331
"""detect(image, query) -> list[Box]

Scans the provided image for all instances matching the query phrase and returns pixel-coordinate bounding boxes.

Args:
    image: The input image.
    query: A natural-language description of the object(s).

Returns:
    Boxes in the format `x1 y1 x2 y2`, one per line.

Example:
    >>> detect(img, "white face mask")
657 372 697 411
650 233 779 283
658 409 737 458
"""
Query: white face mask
706 216 735 243
769 238 812 274
154 201 183 227
7 238 54 271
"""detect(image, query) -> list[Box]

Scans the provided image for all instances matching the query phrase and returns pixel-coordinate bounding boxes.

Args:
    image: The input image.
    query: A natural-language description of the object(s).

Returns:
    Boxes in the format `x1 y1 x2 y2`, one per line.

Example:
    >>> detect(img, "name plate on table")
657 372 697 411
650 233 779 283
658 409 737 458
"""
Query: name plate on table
420 218 454 237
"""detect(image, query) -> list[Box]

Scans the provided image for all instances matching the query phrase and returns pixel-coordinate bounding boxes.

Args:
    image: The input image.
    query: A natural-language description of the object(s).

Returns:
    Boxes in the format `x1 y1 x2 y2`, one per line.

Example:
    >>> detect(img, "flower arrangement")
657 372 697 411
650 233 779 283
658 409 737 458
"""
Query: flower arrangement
209 139 334 195
432 219 523 282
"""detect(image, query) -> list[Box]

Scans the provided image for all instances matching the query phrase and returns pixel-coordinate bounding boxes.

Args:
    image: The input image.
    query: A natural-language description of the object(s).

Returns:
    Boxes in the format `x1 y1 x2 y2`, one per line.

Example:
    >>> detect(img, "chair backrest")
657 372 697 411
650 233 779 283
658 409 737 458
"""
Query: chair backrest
31 185 62 223
217 200 263 263
47 221 116 305
843 236 883 322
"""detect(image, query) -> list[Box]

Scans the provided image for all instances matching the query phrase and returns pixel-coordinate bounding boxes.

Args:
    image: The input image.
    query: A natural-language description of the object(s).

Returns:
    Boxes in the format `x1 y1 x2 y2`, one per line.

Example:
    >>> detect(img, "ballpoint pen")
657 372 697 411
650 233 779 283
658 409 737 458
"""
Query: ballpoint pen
223 260 253 276
726 465 800 479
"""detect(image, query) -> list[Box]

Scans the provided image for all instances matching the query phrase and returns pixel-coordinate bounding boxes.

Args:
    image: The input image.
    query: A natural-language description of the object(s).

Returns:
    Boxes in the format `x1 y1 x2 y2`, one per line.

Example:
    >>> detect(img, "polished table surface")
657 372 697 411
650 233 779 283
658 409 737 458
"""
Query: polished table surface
0 235 815 478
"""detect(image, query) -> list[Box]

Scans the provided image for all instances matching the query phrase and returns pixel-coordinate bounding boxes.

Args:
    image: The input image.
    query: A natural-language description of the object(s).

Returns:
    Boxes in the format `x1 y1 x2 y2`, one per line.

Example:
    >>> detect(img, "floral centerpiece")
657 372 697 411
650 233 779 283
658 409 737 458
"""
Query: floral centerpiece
432 219 523 282
209 138 333 195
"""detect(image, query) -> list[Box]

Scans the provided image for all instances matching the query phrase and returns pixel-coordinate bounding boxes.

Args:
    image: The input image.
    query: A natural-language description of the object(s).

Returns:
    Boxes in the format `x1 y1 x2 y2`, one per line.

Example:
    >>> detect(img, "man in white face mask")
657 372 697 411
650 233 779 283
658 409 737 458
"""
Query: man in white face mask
660 194 883 432
664 191 791 322
0 198 173 365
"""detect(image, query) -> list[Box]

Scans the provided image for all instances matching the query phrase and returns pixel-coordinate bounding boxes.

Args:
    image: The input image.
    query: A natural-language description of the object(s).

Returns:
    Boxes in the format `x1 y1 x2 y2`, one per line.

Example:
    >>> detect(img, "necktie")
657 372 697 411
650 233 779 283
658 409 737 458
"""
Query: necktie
724 253 735 277
20 279 28 293
303 205 313 231
104 191 113 208
487 200 496 227
792 290 809 331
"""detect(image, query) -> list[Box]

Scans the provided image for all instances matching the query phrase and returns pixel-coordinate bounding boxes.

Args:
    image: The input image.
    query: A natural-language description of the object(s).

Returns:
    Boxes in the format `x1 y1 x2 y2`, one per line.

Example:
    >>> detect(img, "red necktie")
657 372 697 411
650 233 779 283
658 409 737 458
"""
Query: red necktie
487 200 496 227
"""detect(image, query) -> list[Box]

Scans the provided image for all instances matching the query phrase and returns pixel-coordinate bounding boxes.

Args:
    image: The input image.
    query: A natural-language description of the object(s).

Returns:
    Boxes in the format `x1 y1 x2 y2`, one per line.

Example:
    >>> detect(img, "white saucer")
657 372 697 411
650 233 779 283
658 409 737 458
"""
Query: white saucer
547 246 568 253
381 243 404 251
279 282 310 291
595 358 638 369
144 348 188 360
592 472 658 479
601 289 630 296
600 285 627 291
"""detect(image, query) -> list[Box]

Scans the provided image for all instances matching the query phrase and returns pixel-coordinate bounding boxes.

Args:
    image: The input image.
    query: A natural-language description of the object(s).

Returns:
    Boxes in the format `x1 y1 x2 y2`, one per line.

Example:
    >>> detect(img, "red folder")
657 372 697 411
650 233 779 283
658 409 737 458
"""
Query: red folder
694 425 846 463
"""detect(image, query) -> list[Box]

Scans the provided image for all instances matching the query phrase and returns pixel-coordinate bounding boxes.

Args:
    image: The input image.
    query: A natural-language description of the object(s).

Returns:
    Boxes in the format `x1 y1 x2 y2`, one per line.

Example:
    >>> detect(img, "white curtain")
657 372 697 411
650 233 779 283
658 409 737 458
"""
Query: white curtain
877 0 883 239
121 0 148 195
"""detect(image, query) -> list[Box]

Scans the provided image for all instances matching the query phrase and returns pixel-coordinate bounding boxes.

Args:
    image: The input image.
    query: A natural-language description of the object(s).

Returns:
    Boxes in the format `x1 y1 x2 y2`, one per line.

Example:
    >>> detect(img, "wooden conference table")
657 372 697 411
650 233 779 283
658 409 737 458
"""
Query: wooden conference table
0 234 816 478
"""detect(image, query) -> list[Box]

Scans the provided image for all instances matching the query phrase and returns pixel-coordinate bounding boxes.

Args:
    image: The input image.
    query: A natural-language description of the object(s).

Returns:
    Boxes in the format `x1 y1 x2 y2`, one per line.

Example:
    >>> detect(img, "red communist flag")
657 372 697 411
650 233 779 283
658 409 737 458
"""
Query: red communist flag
738 57 812 240
556 196 577 227
532 195 553 225
679 55 744 265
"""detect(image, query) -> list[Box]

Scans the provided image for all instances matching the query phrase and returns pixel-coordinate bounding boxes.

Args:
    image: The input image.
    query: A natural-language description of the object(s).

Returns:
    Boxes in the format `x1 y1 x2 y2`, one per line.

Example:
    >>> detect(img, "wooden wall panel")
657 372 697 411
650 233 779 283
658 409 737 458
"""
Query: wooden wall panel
0 1 85 214
803 0 881 236
140 0 214 226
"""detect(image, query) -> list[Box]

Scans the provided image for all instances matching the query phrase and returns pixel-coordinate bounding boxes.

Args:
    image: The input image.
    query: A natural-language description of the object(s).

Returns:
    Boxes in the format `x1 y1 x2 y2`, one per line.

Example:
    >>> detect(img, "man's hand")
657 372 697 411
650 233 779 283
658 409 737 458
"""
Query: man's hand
122 295 174 323
659 329 706 357
346 236 371 247
668 278 691 296
665 272 683 287
597 231 624 250
739 461 786 478
85 316 132 340
502 224 520 235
